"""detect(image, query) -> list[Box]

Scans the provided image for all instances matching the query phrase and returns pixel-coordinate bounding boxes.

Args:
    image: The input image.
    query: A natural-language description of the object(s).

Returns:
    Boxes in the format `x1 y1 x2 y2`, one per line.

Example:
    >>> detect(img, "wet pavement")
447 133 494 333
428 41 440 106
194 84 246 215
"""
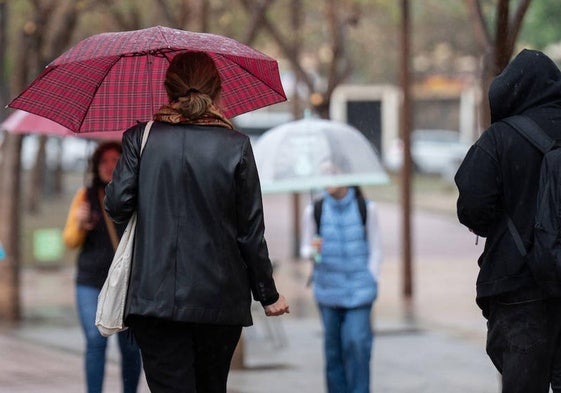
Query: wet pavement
0 196 501 392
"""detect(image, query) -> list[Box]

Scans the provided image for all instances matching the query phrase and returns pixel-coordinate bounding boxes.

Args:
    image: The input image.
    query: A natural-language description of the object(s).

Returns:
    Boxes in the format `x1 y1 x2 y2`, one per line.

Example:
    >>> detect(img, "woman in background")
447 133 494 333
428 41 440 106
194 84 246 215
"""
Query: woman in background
63 141 141 393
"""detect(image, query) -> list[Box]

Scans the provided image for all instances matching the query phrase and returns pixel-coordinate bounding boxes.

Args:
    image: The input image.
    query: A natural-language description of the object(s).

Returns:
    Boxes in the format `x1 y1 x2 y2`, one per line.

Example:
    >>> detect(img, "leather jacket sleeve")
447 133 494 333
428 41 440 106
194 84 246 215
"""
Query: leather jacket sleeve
105 125 143 224
235 139 279 306
455 131 502 237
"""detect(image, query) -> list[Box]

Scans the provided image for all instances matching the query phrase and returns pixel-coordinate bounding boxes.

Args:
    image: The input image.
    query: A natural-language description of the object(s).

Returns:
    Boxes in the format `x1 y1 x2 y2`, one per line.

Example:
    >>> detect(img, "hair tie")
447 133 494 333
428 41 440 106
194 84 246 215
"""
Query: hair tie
185 88 200 95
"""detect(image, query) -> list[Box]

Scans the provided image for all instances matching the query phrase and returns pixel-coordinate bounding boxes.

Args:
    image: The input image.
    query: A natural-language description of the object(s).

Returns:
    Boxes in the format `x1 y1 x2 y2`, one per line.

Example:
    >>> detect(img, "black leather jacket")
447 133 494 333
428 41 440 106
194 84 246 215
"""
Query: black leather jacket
105 121 279 326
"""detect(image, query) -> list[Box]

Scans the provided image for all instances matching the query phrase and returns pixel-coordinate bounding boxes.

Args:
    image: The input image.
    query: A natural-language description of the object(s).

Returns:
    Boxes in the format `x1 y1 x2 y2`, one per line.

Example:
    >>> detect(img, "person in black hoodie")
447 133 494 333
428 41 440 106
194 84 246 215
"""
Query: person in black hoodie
455 49 561 392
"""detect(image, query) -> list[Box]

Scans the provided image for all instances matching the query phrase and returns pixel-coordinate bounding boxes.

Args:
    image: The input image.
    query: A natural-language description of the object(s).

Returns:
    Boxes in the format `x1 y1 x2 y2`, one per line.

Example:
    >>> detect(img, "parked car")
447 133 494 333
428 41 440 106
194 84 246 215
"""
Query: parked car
384 129 471 178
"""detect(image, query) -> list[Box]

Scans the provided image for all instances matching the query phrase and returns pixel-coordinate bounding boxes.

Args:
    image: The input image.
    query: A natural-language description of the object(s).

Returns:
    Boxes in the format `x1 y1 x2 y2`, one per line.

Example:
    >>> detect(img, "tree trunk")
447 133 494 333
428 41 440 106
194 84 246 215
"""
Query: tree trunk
0 0 22 324
290 0 303 118
53 139 64 195
479 49 494 129
27 135 47 213
466 0 533 130
0 134 23 323
400 0 414 316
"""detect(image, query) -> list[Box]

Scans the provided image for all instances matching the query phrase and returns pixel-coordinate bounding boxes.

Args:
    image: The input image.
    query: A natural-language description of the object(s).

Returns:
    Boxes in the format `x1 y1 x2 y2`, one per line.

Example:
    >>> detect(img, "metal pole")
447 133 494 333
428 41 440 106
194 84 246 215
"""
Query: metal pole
400 0 414 317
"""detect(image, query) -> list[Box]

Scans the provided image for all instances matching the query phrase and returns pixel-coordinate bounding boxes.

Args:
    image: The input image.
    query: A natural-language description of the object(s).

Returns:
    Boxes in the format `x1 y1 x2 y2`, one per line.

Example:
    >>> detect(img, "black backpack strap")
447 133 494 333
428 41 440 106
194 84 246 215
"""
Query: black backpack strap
503 115 555 154
313 198 323 235
502 115 552 257
507 216 528 257
313 194 367 235
357 194 367 227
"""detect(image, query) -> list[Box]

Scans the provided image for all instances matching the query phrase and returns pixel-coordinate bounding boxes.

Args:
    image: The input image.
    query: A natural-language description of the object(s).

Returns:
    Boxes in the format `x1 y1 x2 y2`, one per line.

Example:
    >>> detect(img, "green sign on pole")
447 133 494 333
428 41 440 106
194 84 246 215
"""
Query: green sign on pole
33 228 64 266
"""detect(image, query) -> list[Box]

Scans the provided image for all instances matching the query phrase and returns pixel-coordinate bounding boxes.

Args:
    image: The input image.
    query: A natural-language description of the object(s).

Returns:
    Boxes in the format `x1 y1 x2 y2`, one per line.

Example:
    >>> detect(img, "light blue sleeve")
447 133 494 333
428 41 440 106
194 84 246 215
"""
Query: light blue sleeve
300 204 316 260
366 201 383 280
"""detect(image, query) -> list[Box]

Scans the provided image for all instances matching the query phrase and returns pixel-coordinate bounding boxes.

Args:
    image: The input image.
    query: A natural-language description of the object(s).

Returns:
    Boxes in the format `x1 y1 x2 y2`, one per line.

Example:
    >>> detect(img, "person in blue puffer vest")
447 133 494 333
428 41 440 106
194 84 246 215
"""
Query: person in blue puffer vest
301 184 382 393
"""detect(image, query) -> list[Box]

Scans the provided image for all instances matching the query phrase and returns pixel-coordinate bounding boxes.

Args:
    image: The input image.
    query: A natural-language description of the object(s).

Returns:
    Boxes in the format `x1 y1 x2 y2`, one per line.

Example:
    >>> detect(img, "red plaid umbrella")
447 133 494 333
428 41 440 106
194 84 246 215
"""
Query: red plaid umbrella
1 110 122 139
8 26 287 134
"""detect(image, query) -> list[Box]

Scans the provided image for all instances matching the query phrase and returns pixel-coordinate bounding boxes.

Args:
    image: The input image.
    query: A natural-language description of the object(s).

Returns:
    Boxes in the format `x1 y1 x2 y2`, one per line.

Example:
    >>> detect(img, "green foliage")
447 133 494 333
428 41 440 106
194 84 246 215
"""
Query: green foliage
520 0 561 49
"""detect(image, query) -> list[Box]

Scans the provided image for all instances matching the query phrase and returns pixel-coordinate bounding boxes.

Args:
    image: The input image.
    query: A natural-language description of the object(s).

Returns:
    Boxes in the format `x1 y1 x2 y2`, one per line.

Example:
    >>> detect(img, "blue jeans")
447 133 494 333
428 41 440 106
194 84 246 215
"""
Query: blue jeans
486 288 561 393
76 285 142 393
319 304 373 393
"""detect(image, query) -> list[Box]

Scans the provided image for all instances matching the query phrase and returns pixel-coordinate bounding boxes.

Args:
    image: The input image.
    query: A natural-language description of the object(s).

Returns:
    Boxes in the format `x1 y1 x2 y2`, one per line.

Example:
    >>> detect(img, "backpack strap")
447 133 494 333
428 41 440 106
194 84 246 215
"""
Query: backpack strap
357 193 367 227
503 115 555 154
507 216 528 257
502 115 553 257
312 193 368 236
313 198 323 235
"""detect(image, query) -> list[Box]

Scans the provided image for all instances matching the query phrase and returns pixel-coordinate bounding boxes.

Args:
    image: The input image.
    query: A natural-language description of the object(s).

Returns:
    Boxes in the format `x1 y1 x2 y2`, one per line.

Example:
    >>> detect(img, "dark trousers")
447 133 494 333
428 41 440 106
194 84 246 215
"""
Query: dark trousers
486 289 561 393
127 315 242 393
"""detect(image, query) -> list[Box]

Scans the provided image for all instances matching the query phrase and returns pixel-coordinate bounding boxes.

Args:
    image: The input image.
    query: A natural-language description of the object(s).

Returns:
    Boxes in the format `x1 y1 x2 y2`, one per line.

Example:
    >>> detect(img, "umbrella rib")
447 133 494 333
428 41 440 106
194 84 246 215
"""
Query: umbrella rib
217 53 287 98
155 25 171 50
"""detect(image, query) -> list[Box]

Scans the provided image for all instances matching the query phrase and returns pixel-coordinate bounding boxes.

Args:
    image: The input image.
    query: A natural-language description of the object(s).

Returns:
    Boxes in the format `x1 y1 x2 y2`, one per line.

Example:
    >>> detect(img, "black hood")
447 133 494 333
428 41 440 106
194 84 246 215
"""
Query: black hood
489 49 561 123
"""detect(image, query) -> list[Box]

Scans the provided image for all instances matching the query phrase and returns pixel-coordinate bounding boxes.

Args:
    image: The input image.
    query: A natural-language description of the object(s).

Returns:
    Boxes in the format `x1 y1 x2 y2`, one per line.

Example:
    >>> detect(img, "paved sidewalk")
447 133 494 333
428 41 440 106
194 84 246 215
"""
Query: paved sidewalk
0 198 502 392
2 308 498 393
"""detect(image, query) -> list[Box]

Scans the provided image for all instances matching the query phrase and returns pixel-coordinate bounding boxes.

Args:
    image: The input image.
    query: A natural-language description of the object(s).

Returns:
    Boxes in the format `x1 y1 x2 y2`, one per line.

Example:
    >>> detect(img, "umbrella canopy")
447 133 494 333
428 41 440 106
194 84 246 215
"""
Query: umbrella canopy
8 25 287 134
253 118 390 193
1 110 122 140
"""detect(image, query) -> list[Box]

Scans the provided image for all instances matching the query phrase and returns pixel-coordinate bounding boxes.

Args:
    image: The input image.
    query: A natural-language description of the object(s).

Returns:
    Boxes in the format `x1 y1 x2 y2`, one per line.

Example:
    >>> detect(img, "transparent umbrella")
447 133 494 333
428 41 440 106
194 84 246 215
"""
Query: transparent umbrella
253 118 390 193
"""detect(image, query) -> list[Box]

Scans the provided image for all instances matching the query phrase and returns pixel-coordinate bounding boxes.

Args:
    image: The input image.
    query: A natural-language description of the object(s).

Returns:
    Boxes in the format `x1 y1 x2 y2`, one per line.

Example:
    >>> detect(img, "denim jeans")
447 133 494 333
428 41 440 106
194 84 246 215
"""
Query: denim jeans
76 285 142 393
318 304 373 393
486 288 561 393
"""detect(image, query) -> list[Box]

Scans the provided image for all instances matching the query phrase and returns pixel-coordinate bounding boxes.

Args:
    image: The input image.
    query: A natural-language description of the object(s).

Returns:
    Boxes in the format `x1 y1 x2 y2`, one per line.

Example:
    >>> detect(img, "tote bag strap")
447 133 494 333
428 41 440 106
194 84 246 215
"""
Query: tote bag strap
141 120 153 155
97 120 153 251
99 189 119 250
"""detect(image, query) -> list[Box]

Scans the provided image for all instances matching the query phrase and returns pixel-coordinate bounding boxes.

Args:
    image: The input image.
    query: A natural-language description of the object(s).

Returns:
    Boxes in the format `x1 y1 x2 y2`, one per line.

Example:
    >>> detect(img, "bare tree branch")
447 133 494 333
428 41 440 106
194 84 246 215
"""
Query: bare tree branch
324 0 352 95
200 0 209 32
155 0 195 29
506 0 532 54
243 0 273 45
155 0 175 25
238 0 315 91
494 0 511 72
97 0 142 30
48 3 80 59
464 0 492 50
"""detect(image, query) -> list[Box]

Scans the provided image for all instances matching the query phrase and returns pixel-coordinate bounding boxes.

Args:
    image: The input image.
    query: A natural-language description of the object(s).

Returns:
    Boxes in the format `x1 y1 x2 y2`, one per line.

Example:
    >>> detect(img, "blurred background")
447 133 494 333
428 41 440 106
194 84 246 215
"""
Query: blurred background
3 0 559 315
0 1 559 392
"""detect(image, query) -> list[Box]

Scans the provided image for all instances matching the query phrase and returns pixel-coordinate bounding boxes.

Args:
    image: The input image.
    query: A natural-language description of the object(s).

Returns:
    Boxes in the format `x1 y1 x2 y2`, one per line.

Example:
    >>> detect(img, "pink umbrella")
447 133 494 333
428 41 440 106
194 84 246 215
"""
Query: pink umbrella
2 109 71 136
2 110 122 140
8 26 287 135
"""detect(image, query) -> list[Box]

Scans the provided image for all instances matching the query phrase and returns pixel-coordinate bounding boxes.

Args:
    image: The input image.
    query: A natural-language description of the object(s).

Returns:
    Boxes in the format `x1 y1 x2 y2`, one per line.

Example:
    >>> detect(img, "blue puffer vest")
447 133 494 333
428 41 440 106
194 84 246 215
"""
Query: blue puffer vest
314 188 377 308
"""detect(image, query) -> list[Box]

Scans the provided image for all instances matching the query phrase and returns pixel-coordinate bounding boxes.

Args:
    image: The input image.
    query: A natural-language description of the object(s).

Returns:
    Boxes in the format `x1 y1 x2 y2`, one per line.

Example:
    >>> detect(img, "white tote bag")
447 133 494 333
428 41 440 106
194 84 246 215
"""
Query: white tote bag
95 121 153 337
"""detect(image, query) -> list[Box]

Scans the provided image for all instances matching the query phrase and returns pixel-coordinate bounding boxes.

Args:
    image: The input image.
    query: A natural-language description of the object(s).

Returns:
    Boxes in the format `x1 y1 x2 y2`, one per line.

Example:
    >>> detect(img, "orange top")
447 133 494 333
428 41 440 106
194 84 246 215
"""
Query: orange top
62 187 87 249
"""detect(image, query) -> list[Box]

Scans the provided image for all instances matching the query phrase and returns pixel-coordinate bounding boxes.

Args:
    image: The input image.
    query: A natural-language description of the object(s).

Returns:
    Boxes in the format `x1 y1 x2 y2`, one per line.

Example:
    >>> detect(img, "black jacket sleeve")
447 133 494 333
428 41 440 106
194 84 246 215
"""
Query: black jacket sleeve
235 139 279 306
105 124 143 224
455 132 502 237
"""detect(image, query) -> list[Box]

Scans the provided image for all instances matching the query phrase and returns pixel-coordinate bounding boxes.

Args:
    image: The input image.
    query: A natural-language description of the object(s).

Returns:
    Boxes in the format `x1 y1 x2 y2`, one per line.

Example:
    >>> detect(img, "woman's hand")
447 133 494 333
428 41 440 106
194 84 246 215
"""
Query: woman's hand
264 294 290 317
76 202 95 230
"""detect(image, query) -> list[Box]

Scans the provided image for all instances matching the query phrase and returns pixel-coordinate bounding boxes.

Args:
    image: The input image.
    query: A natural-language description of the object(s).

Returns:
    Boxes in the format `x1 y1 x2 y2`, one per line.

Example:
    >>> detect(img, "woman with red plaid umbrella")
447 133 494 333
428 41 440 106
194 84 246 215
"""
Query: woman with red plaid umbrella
105 52 289 393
